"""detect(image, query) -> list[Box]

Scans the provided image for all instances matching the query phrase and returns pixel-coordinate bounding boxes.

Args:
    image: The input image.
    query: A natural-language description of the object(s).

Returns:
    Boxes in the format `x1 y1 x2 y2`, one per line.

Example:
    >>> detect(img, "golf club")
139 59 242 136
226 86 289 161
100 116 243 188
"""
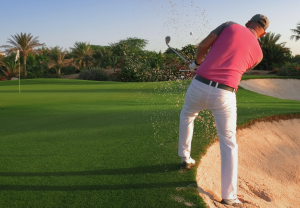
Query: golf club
165 36 188 62
165 36 195 71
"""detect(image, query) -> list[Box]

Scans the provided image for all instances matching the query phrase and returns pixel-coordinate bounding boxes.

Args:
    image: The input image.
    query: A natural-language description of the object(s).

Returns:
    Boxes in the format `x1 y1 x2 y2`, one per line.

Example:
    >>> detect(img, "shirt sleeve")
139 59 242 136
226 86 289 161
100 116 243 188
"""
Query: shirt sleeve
246 54 264 71
211 21 237 36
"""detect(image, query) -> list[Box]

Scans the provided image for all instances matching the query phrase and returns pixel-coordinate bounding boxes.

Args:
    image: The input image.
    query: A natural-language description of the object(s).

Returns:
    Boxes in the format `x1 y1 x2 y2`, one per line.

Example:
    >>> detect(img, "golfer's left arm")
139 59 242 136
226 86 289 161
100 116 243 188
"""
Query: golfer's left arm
194 21 238 66
189 22 233 69
188 33 217 70
195 33 218 65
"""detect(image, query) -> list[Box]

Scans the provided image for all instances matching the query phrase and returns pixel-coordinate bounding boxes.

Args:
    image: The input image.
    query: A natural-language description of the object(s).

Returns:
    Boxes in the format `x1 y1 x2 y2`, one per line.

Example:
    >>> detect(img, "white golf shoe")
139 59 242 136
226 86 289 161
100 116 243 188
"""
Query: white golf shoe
181 157 196 170
220 198 242 205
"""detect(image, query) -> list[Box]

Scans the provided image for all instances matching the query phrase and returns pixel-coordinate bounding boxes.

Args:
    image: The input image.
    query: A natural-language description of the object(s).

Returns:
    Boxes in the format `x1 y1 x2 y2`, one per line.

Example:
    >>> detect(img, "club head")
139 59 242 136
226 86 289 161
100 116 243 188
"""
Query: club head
165 36 171 45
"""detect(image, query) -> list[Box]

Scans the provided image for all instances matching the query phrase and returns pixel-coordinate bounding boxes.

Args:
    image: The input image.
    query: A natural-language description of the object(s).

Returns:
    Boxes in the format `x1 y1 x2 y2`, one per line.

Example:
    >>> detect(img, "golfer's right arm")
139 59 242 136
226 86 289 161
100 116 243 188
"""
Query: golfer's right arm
246 55 263 71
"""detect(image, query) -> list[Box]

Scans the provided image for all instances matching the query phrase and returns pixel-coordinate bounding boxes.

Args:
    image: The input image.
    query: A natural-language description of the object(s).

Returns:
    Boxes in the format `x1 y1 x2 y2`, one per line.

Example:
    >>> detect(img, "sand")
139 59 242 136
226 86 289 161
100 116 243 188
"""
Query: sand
239 79 300 101
197 79 300 207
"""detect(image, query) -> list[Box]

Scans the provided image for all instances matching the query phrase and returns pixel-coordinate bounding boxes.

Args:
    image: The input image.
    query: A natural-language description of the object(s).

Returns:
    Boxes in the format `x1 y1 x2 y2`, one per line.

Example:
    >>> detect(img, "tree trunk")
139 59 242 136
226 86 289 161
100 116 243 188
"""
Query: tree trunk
57 68 61 77
23 54 27 76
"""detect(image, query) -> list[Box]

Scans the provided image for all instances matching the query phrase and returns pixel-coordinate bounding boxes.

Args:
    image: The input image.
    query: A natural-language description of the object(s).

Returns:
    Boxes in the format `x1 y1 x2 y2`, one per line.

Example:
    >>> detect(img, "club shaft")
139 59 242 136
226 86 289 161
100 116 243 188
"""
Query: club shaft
167 45 188 62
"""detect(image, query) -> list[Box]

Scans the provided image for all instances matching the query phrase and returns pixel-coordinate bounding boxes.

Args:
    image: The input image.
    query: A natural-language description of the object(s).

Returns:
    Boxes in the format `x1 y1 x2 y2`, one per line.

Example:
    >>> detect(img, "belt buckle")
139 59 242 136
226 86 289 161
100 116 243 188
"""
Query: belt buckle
210 81 217 87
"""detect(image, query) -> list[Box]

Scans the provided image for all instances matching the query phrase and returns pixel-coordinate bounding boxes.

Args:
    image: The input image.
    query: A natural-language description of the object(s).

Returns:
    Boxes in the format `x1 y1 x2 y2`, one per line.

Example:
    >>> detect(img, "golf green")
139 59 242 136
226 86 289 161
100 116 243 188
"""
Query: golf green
0 78 299 207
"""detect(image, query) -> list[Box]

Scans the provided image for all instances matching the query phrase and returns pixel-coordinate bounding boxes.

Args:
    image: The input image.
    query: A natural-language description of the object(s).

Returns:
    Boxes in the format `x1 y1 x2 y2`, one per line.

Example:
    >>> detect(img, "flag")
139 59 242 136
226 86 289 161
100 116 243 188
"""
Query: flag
15 50 19 62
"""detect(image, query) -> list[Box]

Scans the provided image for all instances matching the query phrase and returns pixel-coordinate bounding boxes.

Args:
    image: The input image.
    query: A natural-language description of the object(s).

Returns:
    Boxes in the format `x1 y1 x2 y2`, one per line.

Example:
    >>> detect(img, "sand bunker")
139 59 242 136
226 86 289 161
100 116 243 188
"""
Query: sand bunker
197 119 300 207
239 79 300 101
197 79 300 207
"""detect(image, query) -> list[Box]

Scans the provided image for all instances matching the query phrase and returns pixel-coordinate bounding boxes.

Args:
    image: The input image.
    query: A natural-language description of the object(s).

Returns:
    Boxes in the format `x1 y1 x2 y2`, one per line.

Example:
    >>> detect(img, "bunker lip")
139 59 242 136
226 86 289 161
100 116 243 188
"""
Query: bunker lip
196 79 300 207
239 78 300 101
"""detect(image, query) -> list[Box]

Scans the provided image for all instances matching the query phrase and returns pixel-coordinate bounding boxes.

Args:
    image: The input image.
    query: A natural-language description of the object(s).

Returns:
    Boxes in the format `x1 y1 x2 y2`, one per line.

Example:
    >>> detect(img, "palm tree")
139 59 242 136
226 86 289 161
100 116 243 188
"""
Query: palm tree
259 33 288 49
0 33 45 76
0 53 6 77
290 22 300 42
110 55 120 72
92 46 113 68
70 42 94 69
258 32 291 70
0 52 5 64
46 47 74 77
0 61 22 78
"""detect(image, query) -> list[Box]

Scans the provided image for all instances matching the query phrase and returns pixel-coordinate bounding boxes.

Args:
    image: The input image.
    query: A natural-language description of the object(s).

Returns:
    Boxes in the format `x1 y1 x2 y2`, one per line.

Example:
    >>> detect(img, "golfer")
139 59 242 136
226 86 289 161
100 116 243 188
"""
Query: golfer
178 14 269 205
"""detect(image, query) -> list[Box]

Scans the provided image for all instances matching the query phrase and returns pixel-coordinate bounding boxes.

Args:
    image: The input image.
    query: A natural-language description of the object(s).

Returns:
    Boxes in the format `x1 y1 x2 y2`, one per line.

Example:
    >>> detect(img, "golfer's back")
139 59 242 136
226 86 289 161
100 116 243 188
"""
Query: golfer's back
196 22 262 89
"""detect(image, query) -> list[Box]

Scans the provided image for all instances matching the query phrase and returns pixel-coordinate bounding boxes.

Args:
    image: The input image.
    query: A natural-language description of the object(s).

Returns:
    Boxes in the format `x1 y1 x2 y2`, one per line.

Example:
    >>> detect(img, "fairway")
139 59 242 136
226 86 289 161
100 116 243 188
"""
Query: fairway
0 79 212 208
1 79 300 208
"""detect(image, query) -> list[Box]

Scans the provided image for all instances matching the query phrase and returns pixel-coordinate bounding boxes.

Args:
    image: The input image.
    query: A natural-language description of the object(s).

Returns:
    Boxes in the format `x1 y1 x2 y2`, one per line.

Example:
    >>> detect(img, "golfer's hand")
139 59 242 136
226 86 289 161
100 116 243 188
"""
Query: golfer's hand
189 60 198 71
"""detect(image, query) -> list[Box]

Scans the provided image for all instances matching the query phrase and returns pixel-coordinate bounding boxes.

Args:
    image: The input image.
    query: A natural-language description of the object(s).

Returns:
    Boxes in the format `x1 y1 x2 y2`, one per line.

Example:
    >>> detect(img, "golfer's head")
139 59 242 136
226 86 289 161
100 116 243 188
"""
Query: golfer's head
246 14 269 37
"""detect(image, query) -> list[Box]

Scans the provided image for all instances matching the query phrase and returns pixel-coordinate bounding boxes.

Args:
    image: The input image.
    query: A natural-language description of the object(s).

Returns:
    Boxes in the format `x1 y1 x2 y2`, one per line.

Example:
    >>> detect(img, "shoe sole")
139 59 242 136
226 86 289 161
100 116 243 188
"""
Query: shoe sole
220 199 242 205
181 162 196 170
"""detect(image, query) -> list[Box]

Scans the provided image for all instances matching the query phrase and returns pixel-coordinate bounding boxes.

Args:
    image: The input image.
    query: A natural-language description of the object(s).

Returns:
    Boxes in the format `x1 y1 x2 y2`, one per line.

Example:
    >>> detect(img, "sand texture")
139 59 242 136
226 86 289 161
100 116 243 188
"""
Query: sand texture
239 79 300 101
197 79 300 207
197 118 300 207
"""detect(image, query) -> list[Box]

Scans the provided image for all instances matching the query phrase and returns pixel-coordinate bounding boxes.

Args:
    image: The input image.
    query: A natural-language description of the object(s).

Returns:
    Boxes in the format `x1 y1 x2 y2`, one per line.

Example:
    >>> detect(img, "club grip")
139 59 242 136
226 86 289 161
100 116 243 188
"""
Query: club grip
189 61 198 70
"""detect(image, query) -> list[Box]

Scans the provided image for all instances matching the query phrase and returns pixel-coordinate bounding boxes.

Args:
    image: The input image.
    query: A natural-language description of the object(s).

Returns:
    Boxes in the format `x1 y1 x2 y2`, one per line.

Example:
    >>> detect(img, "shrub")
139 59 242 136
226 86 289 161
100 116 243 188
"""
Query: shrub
79 68 109 81
293 55 300 64
180 44 197 60
61 66 77 75
136 68 178 82
25 63 50 79
278 62 300 76
116 55 182 82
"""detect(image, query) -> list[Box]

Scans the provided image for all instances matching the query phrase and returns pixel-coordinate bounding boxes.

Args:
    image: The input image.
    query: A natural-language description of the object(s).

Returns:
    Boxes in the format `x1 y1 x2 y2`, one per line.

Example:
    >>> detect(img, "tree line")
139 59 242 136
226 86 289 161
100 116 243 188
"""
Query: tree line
0 22 299 81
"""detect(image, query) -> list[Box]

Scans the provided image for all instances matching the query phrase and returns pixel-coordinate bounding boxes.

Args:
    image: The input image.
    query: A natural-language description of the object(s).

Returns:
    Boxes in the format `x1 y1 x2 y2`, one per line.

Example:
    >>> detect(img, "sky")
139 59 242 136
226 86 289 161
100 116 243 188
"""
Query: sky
1 0 300 55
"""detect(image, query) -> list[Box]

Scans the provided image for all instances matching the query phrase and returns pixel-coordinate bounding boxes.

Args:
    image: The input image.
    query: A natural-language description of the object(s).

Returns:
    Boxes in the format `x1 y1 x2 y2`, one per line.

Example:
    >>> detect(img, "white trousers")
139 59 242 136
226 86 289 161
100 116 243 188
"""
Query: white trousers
179 78 238 199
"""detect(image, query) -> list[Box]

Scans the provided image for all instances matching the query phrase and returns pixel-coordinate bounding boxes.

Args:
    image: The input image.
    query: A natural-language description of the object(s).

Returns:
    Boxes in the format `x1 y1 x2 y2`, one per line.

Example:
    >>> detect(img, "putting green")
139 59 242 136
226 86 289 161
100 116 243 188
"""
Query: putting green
0 78 299 207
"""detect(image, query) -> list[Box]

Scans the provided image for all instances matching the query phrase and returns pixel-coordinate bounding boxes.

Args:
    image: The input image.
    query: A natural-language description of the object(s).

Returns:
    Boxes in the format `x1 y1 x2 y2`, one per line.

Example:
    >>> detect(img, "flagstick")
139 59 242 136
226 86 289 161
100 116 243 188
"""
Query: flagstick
19 57 20 93
15 50 20 93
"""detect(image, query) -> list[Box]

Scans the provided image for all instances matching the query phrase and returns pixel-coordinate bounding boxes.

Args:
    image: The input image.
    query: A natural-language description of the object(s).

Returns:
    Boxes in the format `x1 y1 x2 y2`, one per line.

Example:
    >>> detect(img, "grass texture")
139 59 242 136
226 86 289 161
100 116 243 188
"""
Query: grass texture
0 78 299 207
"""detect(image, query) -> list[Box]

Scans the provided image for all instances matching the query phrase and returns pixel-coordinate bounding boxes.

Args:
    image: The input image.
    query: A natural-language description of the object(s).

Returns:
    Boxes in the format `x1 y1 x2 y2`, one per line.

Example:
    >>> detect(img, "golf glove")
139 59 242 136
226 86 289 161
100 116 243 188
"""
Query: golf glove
189 61 199 71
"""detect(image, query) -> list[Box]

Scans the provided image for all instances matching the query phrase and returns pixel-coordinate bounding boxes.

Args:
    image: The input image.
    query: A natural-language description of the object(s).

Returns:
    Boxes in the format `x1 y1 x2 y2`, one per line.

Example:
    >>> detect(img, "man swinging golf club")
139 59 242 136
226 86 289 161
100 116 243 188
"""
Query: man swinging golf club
178 14 269 205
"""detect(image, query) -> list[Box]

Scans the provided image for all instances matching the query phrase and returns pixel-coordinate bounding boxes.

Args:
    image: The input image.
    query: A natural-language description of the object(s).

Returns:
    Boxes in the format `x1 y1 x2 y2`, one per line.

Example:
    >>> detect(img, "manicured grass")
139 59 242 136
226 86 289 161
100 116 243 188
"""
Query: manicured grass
0 78 299 207
242 75 300 80
239 76 300 124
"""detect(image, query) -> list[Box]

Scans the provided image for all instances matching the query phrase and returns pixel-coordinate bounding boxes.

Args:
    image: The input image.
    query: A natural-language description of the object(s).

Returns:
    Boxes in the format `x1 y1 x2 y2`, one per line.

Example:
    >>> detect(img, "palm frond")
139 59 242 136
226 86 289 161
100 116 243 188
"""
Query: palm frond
290 23 300 42
290 35 300 41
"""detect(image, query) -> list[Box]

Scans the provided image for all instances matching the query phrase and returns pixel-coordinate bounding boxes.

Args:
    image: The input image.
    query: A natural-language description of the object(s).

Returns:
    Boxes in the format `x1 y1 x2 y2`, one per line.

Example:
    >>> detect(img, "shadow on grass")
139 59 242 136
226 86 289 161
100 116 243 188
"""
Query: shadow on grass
0 163 181 177
0 89 155 93
0 181 195 191
0 163 197 191
0 80 121 86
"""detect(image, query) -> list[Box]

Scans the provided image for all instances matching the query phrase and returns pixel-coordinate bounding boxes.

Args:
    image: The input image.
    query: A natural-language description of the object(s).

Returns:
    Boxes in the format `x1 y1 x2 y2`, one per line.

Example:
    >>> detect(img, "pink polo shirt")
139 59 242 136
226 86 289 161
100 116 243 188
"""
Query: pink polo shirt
195 22 263 90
